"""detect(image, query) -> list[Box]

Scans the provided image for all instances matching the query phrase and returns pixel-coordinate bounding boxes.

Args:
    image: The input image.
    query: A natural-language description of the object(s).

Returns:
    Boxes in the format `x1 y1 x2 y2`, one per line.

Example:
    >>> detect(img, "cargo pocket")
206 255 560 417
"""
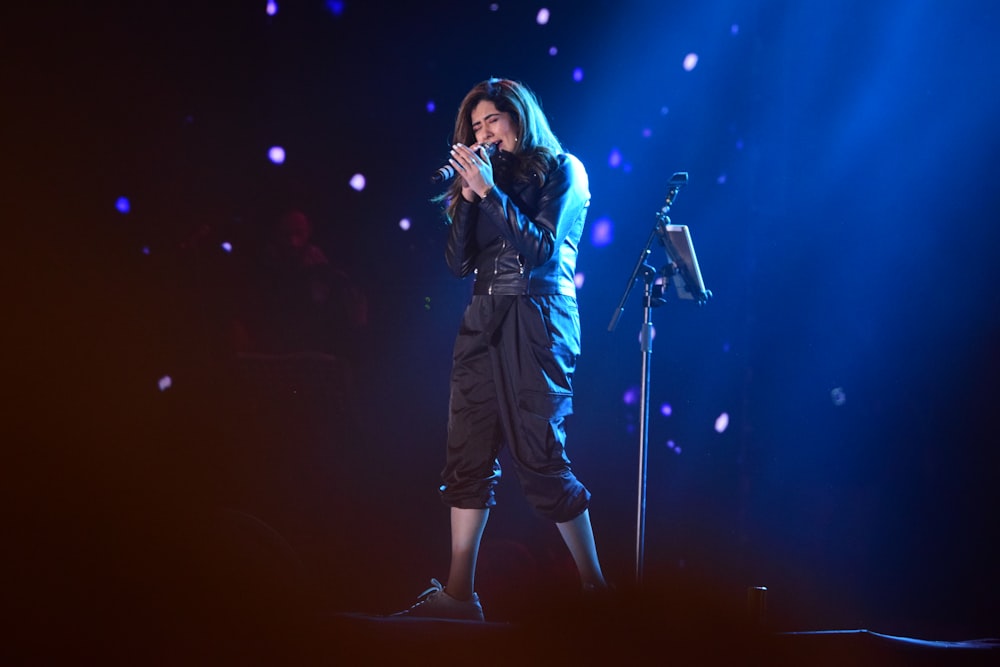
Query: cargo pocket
518 390 574 422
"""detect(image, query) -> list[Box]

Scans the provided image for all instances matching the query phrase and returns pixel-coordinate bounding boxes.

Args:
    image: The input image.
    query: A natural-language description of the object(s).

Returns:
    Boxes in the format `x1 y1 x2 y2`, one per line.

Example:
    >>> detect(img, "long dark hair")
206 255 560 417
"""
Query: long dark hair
437 78 563 221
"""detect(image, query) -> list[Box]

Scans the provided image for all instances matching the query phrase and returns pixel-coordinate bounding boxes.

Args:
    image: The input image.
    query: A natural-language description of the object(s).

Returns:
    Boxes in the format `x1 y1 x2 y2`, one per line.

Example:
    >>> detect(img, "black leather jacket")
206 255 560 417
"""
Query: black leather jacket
445 152 589 296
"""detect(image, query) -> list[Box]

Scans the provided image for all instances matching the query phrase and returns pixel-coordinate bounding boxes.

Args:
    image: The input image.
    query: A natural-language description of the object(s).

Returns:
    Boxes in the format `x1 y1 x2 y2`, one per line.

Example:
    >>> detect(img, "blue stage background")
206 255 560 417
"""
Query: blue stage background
9 0 1000 646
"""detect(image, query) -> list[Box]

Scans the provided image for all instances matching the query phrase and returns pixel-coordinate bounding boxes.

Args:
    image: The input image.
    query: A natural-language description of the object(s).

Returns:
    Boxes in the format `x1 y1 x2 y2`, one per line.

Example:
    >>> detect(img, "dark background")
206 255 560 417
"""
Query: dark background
7 0 1000 659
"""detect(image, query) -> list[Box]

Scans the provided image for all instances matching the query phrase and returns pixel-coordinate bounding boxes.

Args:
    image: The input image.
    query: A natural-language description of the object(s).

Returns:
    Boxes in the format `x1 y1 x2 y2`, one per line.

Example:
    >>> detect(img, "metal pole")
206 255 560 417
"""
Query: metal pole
635 281 655 584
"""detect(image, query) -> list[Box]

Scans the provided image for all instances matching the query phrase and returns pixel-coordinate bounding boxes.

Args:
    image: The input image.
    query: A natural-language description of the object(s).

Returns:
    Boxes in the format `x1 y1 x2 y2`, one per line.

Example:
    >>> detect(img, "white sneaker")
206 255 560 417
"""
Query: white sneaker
391 578 485 621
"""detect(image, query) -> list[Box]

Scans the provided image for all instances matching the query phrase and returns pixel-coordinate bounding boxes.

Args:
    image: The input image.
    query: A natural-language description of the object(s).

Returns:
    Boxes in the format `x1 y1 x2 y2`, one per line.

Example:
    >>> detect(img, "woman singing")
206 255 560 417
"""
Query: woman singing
395 78 608 621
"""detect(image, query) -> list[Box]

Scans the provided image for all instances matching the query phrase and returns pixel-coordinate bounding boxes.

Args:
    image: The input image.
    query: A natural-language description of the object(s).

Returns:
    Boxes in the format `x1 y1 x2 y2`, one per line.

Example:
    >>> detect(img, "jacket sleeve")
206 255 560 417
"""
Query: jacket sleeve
444 198 479 277
477 153 589 269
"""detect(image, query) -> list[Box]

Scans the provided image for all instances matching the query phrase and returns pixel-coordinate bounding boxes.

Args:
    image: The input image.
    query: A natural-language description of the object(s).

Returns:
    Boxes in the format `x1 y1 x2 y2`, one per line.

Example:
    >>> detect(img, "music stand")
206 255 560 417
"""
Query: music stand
658 223 709 304
607 172 711 583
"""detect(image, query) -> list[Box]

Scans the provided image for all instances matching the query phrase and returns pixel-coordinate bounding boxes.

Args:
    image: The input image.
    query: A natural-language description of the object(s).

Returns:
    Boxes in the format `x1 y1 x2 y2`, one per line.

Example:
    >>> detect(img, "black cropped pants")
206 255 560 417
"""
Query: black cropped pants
439 294 591 523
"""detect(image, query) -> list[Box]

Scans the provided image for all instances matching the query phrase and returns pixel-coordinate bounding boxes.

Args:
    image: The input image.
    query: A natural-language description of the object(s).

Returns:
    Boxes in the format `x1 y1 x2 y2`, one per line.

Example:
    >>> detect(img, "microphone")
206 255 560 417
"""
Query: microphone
430 143 497 183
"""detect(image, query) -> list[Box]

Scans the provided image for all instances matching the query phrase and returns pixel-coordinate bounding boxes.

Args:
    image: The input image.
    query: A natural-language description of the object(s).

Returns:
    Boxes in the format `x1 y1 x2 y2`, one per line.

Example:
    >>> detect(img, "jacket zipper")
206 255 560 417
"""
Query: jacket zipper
489 238 506 295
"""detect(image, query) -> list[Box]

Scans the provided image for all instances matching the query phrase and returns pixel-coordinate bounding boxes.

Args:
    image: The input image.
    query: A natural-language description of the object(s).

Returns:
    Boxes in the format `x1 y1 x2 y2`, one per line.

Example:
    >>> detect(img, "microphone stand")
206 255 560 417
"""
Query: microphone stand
608 174 687 584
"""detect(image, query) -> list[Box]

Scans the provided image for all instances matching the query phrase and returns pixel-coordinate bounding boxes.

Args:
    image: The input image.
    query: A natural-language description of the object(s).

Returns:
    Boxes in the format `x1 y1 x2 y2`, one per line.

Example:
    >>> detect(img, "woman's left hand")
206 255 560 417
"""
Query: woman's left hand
450 143 494 201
